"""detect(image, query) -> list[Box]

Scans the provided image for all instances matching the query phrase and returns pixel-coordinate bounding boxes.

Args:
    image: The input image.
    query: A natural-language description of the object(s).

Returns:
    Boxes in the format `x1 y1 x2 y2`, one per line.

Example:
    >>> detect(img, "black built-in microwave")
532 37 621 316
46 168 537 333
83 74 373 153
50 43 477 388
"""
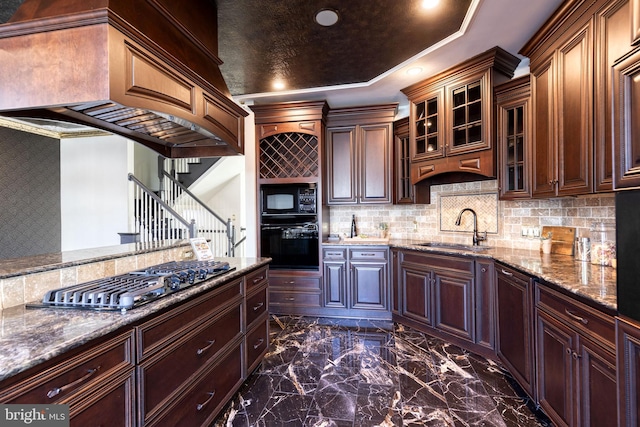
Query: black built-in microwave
261 184 316 216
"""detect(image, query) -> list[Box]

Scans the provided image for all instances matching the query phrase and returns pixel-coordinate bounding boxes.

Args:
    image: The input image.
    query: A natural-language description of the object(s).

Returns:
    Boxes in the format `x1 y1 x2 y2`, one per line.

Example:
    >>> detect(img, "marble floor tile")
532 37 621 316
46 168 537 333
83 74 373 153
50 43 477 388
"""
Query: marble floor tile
212 316 551 427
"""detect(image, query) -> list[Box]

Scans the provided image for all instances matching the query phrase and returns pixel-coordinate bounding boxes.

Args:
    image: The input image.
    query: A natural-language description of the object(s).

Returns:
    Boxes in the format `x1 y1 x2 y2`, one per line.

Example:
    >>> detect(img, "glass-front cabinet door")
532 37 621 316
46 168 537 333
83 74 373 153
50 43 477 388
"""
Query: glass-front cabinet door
496 75 531 199
411 88 444 160
451 80 482 148
447 72 491 156
505 106 525 191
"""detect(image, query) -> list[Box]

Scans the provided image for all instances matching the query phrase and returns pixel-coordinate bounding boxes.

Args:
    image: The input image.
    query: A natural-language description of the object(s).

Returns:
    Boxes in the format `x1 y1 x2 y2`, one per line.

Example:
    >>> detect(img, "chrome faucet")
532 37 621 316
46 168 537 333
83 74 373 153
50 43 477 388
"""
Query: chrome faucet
455 208 487 246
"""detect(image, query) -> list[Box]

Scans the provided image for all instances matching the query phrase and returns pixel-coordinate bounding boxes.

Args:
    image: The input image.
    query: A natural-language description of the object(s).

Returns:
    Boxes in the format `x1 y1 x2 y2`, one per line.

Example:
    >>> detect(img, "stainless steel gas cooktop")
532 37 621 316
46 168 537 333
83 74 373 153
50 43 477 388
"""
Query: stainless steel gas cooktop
27 260 234 312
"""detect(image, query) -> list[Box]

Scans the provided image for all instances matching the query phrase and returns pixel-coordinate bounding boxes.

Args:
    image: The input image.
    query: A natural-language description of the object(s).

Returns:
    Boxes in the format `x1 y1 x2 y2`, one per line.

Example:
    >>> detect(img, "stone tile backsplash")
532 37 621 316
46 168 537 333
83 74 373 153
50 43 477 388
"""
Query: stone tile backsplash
329 180 616 251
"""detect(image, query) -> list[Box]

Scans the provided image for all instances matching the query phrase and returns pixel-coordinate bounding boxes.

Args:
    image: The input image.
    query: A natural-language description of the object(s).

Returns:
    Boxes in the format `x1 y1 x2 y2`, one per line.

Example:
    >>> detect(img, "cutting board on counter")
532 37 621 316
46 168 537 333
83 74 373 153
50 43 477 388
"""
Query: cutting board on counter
541 226 576 255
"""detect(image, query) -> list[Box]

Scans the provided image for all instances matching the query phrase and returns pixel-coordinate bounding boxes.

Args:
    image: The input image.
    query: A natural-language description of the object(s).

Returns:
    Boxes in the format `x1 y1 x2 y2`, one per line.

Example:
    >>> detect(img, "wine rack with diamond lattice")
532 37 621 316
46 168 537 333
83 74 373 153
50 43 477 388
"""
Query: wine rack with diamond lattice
259 132 319 179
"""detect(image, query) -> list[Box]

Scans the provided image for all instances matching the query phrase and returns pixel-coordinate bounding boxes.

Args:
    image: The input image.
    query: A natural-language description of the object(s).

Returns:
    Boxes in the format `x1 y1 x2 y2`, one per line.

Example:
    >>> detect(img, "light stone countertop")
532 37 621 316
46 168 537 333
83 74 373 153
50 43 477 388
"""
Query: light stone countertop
0 257 271 383
326 238 617 312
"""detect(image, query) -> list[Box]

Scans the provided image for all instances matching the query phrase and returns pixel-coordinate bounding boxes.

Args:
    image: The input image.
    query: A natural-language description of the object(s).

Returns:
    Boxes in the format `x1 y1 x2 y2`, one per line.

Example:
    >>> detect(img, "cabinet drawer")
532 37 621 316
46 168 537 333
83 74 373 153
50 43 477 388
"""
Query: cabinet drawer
149 344 243 427
246 318 269 374
246 286 268 328
270 290 322 307
68 369 135 426
0 330 134 404
139 303 242 423
536 284 615 347
269 275 321 290
137 279 242 360
246 266 268 292
323 247 347 260
401 251 474 273
350 248 388 261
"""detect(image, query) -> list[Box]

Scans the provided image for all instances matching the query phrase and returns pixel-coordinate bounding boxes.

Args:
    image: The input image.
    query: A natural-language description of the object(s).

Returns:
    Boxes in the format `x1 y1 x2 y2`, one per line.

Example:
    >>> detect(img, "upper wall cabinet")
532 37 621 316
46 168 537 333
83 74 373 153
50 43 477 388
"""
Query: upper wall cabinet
250 101 329 184
325 104 397 205
520 0 633 197
495 76 532 200
401 47 520 185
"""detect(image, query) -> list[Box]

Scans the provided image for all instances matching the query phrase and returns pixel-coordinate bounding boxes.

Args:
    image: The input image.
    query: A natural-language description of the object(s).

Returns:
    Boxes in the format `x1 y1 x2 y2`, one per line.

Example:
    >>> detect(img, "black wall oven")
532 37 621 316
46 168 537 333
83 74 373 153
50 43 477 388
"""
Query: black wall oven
259 183 319 270
260 219 319 270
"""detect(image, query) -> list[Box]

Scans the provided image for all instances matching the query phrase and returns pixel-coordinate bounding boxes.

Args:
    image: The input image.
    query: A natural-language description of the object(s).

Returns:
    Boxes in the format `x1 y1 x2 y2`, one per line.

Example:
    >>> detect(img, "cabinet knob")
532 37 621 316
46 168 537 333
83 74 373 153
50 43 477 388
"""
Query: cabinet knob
481 267 487 273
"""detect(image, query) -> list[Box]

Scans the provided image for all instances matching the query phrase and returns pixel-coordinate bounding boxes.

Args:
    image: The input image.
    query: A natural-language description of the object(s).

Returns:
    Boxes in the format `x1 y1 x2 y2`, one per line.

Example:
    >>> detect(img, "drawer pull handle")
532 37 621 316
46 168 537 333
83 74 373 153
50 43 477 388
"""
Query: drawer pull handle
252 275 265 283
196 391 216 411
500 269 513 277
196 340 217 356
565 309 588 325
284 297 295 301
361 253 376 257
285 280 296 284
253 302 264 311
253 338 265 350
46 366 100 399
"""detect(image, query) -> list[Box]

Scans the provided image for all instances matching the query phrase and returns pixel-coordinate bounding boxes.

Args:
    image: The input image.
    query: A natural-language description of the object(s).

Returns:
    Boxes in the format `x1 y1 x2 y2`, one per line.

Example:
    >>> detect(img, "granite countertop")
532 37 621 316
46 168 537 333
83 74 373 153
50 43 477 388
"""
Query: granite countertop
0 240 190 279
0 257 271 383
326 238 617 312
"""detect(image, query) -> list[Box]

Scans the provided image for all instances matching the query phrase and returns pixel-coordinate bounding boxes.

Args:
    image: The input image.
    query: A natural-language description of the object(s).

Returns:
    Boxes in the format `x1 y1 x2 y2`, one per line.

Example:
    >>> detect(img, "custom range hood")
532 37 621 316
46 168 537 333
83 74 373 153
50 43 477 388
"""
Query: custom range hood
0 0 247 158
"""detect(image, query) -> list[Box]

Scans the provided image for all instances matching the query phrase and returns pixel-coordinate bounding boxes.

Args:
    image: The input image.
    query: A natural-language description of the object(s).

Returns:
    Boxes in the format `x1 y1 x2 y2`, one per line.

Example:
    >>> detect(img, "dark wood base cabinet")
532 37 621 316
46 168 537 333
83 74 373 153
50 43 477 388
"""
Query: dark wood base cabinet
0 264 270 427
617 316 640 426
535 283 616 427
495 264 536 398
391 248 494 358
322 246 391 320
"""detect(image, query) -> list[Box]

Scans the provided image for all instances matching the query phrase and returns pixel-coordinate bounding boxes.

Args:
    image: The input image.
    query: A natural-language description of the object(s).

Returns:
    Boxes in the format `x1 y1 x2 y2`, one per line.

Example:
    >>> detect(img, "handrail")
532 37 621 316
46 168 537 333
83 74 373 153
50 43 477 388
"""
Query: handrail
161 170 227 225
127 173 196 234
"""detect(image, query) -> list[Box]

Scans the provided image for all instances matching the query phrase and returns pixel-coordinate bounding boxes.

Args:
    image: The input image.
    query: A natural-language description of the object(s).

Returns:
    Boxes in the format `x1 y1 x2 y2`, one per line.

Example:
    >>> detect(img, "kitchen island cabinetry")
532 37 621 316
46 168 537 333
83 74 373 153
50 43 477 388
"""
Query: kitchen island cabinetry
322 246 390 319
0 330 136 425
401 47 519 184
0 261 271 427
495 263 536 398
535 283 617 427
325 104 396 205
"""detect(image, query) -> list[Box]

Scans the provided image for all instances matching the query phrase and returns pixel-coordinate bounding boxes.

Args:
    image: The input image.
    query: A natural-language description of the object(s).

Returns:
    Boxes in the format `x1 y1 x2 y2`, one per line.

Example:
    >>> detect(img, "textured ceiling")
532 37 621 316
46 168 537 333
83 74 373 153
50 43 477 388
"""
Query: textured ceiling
1 0 564 109
0 0 472 98
216 0 473 96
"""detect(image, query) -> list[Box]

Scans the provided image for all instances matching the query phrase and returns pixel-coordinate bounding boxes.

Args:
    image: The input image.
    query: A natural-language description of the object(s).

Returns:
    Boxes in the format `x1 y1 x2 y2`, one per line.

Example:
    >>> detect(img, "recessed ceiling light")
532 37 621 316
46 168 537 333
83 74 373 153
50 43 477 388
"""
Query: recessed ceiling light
422 0 440 9
273 80 286 90
406 67 423 76
315 9 339 26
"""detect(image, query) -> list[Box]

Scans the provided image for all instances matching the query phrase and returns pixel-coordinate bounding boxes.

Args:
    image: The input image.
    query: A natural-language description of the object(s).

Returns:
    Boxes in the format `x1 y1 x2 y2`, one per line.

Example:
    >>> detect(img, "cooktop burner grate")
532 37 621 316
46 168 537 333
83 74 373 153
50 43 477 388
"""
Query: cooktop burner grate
29 260 234 311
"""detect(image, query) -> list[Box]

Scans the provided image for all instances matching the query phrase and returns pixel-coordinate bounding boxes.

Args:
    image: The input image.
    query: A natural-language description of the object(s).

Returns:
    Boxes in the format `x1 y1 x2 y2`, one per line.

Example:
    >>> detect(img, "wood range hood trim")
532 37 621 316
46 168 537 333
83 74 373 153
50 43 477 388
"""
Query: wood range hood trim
0 0 248 158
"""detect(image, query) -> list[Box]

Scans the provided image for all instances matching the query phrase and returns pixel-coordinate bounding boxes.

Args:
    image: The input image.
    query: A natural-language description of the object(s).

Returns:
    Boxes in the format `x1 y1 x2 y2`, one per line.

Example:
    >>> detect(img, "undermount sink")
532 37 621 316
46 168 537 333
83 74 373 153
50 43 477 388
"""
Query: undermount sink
416 242 490 252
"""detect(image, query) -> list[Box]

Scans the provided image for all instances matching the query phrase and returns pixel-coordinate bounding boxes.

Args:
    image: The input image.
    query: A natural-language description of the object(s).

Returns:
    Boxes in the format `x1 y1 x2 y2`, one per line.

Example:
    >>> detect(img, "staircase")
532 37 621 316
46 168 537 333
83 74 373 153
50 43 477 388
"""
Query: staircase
126 158 245 257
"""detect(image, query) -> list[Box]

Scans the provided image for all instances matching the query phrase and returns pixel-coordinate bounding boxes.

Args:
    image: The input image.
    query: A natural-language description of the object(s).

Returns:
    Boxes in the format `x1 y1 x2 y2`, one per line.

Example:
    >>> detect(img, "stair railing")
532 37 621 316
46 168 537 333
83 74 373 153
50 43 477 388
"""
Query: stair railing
128 173 244 256
158 170 245 257
128 174 197 242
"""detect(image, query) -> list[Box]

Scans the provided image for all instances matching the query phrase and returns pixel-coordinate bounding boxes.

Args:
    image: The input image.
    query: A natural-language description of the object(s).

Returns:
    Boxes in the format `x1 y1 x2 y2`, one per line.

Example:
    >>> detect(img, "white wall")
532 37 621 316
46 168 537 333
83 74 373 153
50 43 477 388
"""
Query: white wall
60 135 132 251
242 110 257 256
